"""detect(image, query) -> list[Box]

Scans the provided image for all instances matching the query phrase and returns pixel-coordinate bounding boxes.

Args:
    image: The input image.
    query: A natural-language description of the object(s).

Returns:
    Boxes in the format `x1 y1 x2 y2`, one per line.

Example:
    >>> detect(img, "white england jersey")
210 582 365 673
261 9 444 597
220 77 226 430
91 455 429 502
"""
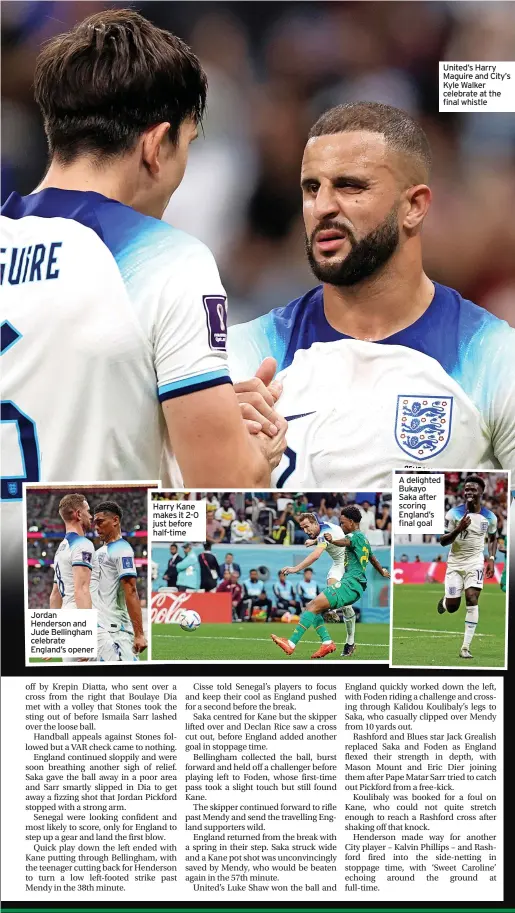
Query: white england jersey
1 189 230 572
229 283 515 488
53 532 100 609
96 537 137 631
316 521 346 567
445 505 497 569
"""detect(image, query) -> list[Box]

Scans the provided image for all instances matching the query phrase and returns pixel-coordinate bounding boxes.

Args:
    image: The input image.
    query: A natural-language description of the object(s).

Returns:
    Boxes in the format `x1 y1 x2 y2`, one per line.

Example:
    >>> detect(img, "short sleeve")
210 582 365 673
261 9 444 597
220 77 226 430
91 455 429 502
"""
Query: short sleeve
154 240 232 402
108 539 137 579
444 509 457 532
71 538 94 570
488 512 498 535
316 533 328 550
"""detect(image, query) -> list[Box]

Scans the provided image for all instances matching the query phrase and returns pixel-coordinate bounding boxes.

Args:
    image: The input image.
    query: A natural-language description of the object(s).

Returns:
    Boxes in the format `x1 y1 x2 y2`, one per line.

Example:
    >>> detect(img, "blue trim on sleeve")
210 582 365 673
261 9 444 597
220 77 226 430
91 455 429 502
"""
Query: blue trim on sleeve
158 370 231 402
72 561 93 569
119 572 138 580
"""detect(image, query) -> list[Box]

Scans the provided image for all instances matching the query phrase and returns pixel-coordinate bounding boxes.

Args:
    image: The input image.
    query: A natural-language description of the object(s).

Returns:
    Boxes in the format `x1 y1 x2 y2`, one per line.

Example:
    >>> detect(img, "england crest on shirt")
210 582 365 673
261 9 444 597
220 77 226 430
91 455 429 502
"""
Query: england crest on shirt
395 396 453 460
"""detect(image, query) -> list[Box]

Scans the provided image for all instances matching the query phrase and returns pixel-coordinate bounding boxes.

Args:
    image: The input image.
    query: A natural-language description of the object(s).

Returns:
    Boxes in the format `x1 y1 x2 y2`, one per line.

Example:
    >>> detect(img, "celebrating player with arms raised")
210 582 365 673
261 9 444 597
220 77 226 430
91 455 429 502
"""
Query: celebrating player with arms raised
272 506 389 659
437 476 498 659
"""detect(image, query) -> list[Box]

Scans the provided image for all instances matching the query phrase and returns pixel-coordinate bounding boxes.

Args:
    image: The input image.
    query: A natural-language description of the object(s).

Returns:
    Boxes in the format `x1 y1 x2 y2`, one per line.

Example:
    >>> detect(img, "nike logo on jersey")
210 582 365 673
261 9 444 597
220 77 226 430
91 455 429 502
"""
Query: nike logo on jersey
284 411 316 421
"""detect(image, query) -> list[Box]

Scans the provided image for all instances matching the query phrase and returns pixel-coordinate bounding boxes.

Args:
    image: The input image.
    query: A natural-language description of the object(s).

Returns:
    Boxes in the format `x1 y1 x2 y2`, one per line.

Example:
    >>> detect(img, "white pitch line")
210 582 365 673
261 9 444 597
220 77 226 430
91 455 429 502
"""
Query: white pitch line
152 634 388 647
394 626 492 637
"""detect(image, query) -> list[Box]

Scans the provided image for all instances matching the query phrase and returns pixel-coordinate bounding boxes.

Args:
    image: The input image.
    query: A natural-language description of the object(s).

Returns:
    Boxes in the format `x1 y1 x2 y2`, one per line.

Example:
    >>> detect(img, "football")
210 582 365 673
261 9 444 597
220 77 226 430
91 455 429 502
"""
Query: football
179 609 201 631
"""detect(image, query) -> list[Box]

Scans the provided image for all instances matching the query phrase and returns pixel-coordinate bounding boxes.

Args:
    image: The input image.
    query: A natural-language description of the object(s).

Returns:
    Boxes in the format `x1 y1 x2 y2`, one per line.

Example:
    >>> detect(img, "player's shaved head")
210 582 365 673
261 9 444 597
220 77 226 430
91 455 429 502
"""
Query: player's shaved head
308 102 432 186
59 492 87 521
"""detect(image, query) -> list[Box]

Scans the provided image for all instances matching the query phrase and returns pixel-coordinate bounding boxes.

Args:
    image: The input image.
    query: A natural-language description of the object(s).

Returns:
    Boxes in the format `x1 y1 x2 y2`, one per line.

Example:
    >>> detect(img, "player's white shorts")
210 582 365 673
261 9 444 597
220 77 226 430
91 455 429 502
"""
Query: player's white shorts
327 562 346 582
97 626 139 662
445 564 485 597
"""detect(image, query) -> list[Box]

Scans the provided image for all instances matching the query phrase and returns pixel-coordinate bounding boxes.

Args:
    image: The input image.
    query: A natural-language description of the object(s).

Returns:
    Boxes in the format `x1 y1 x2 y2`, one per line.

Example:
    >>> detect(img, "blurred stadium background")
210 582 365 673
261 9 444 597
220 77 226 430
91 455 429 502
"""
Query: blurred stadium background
2 1 515 327
26 484 149 608
150 490 391 623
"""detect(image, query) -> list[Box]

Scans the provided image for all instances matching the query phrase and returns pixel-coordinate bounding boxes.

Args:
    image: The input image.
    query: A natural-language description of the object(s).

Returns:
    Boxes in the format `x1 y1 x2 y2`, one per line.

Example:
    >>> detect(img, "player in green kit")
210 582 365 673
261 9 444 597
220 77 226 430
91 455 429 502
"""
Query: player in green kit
271 506 390 658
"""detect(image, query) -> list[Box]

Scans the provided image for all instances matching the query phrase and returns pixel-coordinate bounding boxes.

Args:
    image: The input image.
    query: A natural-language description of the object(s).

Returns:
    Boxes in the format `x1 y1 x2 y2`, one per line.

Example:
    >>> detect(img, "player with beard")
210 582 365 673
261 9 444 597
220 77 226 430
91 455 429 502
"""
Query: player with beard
437 475 497 659
51 493 99 611
228 102 515 489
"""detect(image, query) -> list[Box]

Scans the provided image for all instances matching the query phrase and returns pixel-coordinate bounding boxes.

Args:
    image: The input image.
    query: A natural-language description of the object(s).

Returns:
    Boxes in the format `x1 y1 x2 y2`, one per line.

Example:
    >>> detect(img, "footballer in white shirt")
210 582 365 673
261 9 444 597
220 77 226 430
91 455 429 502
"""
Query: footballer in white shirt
0 9 285 611
50 493 99 612
229 102 515 489
93 501 146 663
437 476 498 659
281 513 348 585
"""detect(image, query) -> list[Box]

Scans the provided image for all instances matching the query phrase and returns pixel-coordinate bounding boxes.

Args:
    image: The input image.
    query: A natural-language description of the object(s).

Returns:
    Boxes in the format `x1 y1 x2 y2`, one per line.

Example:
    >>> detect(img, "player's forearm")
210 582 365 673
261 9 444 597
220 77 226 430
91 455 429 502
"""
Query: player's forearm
292 552 321 573
74 584 92 610
369 553 383 575
440 529 460 546
49 586 62 609
125 585 144 637
487 537 498 560
328 537 350 548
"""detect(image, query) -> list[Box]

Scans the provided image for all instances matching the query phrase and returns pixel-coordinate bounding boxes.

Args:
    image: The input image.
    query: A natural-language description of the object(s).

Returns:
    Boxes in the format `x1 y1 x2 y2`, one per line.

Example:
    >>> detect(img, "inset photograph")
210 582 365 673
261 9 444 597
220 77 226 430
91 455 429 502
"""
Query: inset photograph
26 483 155 663
391 471 509 668
150 491 391 662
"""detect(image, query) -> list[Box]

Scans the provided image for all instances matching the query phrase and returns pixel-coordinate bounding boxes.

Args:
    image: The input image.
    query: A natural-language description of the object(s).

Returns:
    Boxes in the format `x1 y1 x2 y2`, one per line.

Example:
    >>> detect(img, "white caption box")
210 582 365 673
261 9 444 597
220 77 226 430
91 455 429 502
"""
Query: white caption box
151 499 206 542
393 471 445 534
439 61 515 112
27 609 97 660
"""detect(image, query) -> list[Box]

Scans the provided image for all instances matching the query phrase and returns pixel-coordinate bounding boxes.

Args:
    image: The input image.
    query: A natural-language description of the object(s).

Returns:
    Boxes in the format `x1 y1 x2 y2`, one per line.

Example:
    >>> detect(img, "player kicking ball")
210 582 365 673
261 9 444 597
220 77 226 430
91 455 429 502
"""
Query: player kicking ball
271 506 390 658
437 475 497 659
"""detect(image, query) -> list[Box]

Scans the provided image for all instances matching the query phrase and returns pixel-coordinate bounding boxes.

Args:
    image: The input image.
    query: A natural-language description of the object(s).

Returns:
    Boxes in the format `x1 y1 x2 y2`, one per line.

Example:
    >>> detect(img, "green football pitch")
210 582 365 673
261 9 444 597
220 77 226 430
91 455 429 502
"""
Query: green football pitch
151 621 389 662
392 584 506 668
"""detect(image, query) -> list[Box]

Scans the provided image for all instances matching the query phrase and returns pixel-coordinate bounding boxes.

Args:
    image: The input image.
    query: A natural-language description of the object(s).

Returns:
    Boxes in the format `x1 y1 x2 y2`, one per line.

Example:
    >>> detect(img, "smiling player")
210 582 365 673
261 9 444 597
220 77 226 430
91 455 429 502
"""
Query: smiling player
437 475 498 659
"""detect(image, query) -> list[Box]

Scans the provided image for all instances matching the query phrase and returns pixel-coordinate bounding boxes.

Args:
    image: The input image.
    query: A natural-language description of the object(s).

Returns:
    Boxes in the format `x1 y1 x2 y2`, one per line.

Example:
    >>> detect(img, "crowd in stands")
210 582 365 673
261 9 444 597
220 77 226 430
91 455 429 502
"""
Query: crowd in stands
27 566 147 608
27 487 148 536
444 472 508 537
201 491 391 545
26 488 149 606
396 472 508 553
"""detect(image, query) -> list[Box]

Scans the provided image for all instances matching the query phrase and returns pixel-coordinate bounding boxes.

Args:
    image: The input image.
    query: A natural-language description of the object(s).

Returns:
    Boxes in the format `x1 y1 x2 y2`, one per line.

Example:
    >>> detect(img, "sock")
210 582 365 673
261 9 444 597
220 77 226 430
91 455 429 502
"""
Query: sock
290 611 316 646
313 614 332 644
442 598 447 609
342 605 356 645
463 605 479 649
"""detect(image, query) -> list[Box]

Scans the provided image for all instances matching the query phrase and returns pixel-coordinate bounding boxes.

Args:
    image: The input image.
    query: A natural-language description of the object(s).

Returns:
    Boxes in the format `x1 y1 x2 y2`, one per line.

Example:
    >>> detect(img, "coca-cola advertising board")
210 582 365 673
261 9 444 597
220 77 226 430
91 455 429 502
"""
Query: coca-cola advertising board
151 591 232 623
